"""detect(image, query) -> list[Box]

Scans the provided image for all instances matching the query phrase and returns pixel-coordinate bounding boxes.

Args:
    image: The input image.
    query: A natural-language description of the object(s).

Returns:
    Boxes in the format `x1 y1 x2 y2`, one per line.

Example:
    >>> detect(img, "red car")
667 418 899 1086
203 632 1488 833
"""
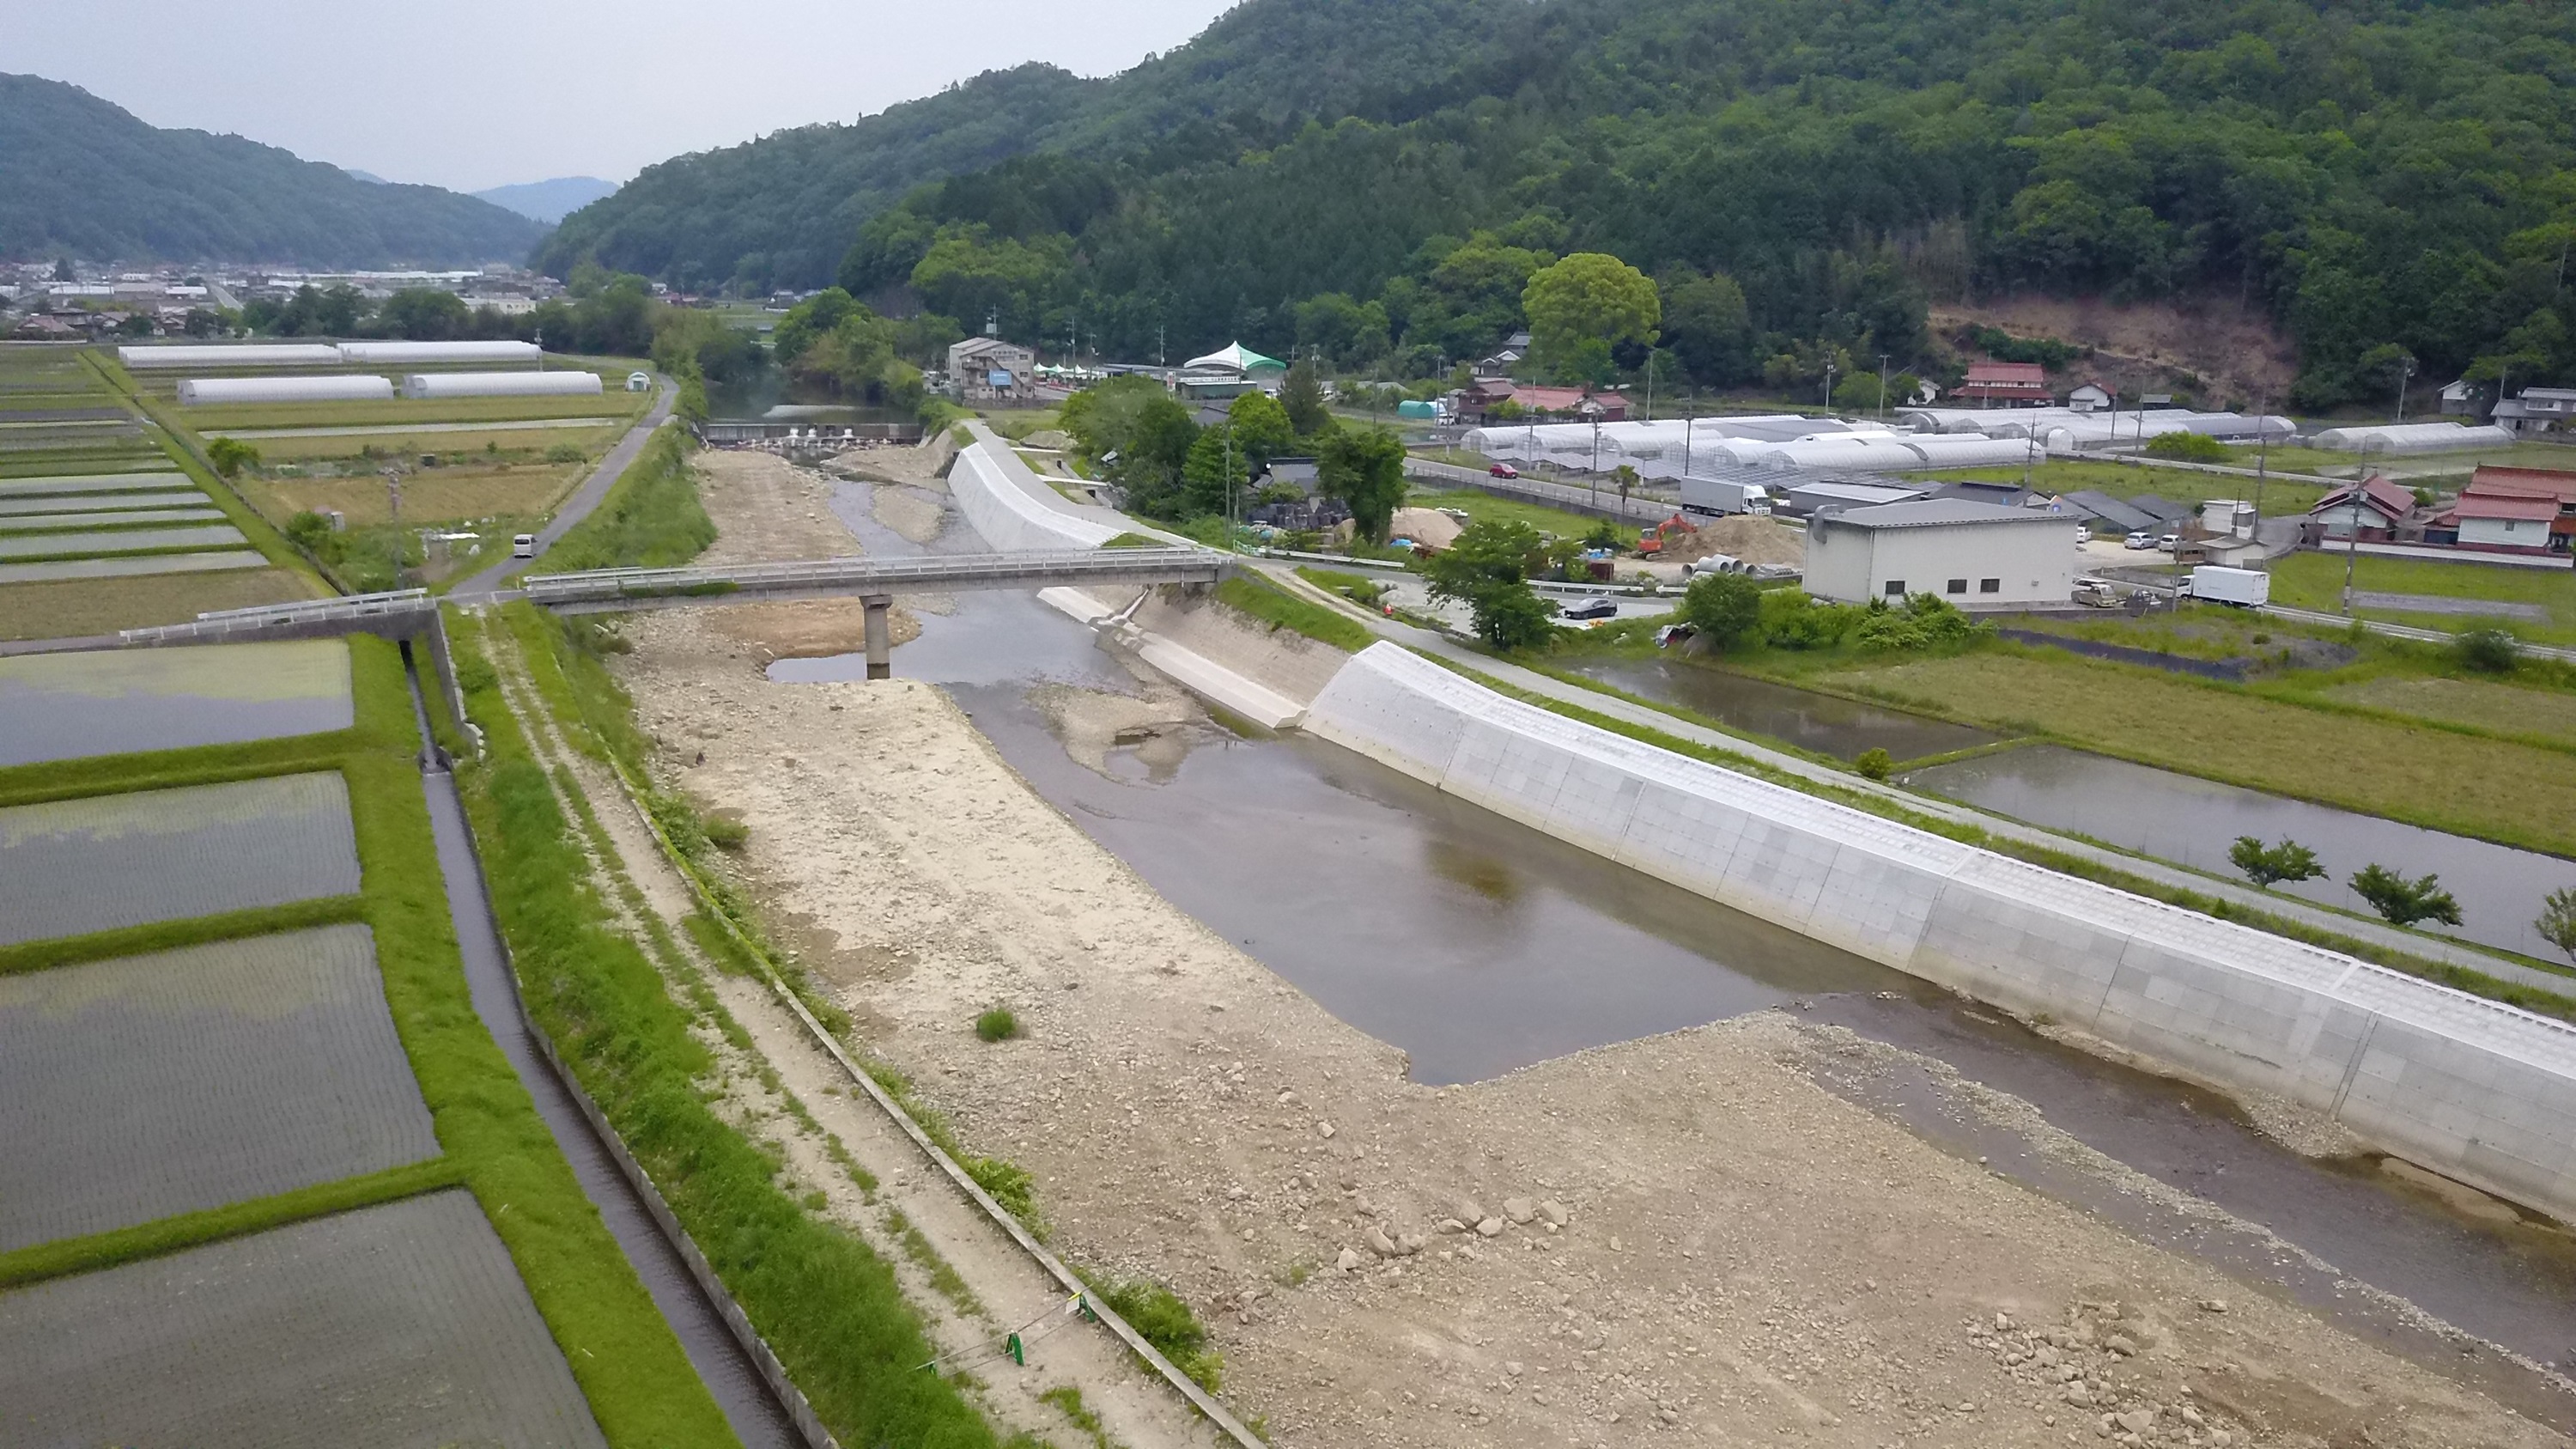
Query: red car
1489 463 1519 478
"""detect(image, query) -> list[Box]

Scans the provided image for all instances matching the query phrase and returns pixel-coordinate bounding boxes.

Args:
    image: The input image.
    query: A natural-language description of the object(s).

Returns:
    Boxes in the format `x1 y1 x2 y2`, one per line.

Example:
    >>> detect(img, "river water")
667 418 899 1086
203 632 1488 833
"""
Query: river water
1565 655 1994 763
763 462 2576 1402
1907 745 2576 961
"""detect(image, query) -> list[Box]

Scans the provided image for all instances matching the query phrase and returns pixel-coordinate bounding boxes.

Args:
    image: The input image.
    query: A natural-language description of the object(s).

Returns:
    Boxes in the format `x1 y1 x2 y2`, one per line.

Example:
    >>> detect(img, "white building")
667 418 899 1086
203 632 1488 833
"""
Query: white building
1803 499 2080 608
948 336 1036 400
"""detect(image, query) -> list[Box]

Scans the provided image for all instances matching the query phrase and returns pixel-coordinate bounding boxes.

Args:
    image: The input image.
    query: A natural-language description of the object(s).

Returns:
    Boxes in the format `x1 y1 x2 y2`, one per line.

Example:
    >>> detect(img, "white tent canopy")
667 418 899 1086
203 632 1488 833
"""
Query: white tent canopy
1181 342 1283 375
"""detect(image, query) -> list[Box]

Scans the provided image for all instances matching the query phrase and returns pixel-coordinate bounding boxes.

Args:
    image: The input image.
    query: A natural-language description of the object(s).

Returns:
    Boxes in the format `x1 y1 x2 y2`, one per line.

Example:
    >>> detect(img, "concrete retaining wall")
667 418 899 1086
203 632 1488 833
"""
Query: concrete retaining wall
1304 642 2576 1221
949 441 1122 553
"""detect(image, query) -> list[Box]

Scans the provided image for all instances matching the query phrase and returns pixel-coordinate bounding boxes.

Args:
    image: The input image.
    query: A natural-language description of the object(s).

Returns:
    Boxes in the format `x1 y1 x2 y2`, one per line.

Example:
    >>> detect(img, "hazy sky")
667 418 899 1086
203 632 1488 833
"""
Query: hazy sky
7 0 1236 193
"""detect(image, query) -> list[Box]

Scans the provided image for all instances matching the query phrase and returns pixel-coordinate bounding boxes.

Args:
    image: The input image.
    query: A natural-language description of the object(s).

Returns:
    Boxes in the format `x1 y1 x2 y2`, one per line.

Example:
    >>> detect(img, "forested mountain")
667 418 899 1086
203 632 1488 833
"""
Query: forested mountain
0 75 541 266
540 0 2576 407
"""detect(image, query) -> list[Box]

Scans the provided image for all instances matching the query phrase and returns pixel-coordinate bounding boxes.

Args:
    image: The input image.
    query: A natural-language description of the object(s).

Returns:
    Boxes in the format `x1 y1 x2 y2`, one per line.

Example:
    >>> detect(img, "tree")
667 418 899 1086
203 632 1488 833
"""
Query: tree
2228 836 2324 888
1856 747 1893 782
1659 269 1753 385
1521 253 1659 379
206 437 259 478
1680 571 1763 648
2144 431 2231 463
2349 864 2463 928
1180 427 1249 518
1281 355 1331 435
52 257 75 283
1226 390 1295 467
1425 518 1558 650
376 287 470 340
114 314 155 338
2536 886 2576 967
1317 425 1407 544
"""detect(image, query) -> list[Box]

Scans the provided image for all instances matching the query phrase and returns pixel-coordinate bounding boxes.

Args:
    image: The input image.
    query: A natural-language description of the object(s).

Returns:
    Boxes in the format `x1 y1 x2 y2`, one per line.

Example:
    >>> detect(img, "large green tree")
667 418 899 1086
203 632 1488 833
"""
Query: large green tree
1317 425 1407 544
1522 254 1660 382
1425 518 1557 650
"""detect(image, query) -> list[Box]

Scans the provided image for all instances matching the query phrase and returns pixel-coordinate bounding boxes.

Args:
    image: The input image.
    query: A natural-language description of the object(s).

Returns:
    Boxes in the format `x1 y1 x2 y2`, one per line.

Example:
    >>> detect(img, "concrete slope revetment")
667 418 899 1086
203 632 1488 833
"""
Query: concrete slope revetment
1303 641 2576 1223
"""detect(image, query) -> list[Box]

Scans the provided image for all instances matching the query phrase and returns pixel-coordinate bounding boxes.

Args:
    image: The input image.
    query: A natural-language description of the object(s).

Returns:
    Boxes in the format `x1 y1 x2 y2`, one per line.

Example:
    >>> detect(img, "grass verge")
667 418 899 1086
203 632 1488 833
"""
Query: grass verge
0 894 364 977
1213 573 1371 652
450 611 1003 1449
537 429 712 574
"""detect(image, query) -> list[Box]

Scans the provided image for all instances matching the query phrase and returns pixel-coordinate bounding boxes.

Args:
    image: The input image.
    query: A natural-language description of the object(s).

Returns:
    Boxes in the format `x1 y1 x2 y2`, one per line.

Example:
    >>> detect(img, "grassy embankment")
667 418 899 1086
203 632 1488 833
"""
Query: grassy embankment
1407 485 1639 544
0 634 738 1447
1215 572 1376 651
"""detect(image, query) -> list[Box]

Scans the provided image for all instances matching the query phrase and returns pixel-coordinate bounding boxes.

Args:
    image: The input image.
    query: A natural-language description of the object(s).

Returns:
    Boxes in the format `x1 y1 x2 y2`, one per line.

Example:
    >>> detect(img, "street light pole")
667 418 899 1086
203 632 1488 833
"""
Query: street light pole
1822 362 1838 412
1876 353 1890 422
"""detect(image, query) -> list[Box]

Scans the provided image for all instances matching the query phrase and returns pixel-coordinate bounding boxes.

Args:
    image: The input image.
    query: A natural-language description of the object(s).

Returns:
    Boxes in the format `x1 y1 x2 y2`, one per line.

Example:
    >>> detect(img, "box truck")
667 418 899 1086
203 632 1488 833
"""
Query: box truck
2187 564 2269 606
1679 475 1771 517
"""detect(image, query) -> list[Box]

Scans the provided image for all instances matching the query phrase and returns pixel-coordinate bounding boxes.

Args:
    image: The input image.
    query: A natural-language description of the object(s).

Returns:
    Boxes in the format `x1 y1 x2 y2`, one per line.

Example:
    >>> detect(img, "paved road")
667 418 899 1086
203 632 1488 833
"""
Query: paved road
1253 559 2576 997
452 377 678 600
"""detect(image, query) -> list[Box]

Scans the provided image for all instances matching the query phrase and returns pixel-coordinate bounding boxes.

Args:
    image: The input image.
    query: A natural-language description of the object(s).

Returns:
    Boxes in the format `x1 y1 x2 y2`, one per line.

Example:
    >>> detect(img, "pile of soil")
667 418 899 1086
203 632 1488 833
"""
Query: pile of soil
1662 514 1803 567
1386 507 1463 550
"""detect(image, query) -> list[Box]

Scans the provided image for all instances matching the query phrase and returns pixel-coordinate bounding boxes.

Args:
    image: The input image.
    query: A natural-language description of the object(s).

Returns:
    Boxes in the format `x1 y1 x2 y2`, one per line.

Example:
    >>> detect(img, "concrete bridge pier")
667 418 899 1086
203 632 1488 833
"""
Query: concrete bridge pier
861 594 893 680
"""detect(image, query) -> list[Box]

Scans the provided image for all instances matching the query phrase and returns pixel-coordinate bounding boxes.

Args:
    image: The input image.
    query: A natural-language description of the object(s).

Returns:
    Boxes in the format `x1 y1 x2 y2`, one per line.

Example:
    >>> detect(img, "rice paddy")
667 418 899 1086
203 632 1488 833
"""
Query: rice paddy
1 506 228 530
0 472 192 495
0 772 361 945
0 489 206 514
0 640 354 766
0 925 440 1251
0 1190 610 1449
0 550 270 586
0 522 247 558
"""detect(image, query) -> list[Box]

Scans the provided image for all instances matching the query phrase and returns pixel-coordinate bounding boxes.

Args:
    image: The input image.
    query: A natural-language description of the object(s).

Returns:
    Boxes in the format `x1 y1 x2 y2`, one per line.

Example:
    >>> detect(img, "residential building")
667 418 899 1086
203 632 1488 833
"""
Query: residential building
2057 490 2158 536
1473 331 1532 373
2308 476 2417 542
947 335 1037 401
1956 361 2050 405
1803 499 2080 607
2427 465 2576 555
1455 379 1627 423
2493 387 2576 435
2439 378 2480 416
2065 381 2112 412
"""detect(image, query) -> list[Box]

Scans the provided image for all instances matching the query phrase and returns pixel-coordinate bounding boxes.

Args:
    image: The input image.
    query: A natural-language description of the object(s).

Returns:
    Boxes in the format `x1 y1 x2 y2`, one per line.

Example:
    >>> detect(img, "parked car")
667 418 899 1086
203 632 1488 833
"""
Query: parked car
1559 596 1619 621
1489 463 1520 478
513 533 538 558
2155 533 2182 552
2073 579 2119 607
2123 530 2154 550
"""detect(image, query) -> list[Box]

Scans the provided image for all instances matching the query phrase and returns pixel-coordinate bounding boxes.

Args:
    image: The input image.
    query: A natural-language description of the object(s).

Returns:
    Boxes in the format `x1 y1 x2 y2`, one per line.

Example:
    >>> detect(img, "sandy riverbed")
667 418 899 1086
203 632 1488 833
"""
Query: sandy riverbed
613 601 2567 1449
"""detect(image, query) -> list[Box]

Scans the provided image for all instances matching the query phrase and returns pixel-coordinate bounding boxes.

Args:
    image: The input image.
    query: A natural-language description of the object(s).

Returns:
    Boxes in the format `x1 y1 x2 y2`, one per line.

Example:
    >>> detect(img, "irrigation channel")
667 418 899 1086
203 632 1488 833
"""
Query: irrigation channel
767 463 2576 1420
398 651 800 1449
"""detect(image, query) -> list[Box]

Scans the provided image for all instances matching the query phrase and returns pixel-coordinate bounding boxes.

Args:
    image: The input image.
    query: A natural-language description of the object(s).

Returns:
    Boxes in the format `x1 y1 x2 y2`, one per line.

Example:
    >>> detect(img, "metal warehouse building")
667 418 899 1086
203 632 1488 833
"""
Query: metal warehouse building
1803 498 2080 608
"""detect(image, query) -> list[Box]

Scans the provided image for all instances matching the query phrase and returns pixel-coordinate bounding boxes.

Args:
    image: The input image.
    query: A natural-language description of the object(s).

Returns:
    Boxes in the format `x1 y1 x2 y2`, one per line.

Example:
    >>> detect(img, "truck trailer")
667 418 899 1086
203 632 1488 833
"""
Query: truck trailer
2186 564 2269 607
1679 474 1772 517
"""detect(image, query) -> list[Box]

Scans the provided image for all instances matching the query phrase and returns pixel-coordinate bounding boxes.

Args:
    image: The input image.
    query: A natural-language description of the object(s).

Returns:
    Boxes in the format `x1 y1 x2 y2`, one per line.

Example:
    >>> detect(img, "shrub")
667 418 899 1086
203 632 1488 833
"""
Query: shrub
206 435 260 477
545 442 586 463
1679 571 1763 648
1093 1277 1222 1391
1758 589 1859 649
702 815 749 851
284 509 333 551
974 1007 1019 1042
2228 836 2324 888
2349 863 2463 928
2452 628 2518 674
2142 430 2230 463
1855 746 1893 781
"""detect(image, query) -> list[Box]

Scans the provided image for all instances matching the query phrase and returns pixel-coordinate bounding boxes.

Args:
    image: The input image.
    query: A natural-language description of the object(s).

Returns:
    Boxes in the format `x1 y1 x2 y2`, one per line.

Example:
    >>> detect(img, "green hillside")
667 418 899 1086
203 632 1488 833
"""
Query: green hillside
0 75 542 267
540 0 2576 407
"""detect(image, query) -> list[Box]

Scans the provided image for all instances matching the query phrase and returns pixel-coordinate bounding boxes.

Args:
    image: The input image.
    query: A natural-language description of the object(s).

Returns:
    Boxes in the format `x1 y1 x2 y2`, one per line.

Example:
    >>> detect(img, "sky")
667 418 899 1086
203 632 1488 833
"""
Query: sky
5 0 1236 193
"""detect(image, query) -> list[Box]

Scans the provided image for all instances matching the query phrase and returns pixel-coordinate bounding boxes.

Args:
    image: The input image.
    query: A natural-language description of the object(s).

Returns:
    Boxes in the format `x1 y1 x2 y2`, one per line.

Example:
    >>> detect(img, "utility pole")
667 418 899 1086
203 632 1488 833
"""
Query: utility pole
2251 387 2271 532
1643 352 1655 423
1683 389 1695 477
1822 362 1838 413
2394 354 2416 424
1876 353 1890 422
2343 440 2382 616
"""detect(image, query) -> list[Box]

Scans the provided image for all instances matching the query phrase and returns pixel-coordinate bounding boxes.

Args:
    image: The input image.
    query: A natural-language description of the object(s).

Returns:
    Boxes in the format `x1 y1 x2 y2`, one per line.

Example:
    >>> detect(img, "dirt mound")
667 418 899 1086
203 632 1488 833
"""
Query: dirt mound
1663 514 1803 567
1386 507 1462 550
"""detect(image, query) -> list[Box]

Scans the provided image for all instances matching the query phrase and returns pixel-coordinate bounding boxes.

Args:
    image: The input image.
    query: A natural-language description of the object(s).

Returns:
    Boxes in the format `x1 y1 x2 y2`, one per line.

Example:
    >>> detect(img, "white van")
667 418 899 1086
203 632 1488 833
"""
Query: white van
512 533 537 559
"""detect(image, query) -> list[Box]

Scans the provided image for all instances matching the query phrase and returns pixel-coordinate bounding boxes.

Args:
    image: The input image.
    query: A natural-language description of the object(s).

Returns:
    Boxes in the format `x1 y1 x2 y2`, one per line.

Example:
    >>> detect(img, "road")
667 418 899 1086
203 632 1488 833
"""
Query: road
451 377 678 600
1252 559 2576 997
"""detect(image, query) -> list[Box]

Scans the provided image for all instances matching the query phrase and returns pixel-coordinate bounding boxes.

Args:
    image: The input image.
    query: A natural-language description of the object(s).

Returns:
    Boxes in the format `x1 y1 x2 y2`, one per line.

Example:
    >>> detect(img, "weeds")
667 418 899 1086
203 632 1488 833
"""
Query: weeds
975 1007 1021 1042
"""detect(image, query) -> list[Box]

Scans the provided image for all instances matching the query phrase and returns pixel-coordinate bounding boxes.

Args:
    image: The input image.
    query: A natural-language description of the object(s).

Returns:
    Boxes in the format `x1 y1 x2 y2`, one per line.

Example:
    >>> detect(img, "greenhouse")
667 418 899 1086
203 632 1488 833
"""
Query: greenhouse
334 340 543 365
177 375 394 405
2312 422 2517 454
118 344 341 369
401 371 602 399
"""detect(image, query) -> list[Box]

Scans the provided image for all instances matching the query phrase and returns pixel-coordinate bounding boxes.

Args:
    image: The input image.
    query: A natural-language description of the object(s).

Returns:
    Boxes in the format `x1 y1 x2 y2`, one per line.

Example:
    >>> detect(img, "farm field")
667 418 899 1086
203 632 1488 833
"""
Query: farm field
0 639 352 765
2326 674 2576 746
178 392 646 431
0 471 191 495
0 522 246 558
0 1190 609 1449
238 423 623 463
244 462 586 528
2 506 227 530
0 550 271 588
1807 648 2576 855
0 488 205 514
0 771 360 945
2270 550 2576 645
0 925 438 1251
1909 458 2331 514
0 563 304 637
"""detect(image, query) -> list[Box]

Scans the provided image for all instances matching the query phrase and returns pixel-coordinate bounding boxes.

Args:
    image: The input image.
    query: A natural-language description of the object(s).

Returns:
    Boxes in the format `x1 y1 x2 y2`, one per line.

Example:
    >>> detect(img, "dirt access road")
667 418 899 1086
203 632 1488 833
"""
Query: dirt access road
603 446 2569 1449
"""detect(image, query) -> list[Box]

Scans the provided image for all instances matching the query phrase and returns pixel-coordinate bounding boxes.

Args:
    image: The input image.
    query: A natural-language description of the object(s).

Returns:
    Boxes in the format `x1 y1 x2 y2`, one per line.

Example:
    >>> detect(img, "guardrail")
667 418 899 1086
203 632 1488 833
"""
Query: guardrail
519 549 1223 613
118 588 438 643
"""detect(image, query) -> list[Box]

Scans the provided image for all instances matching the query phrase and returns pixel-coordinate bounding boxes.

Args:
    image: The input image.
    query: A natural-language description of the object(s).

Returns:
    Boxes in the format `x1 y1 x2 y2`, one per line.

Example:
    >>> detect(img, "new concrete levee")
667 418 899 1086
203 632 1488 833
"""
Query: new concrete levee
949 438 1124 552
1304 642 2576 1221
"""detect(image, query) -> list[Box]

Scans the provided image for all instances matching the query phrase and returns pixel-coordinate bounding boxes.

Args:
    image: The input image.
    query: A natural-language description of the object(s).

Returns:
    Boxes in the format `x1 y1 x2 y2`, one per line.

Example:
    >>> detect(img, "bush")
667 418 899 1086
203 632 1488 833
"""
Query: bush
1093 1277 1221 1391
2142 430 2230 463
284 508 332 551
702 814 748 851
2228 835 2324 888
545 442 586 463
206 435 260 477
2349 863 2463 928
1679 571 1763 648
974 1007 1019 1042
2452 627 2518 674
1758 589 1861 649
1855 746 1892 781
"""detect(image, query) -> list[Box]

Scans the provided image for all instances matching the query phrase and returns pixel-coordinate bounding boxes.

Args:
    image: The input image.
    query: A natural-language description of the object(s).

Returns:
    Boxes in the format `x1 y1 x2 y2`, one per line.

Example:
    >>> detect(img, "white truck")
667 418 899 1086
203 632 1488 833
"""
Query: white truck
1679 474 1772 517
2186 564 2269 607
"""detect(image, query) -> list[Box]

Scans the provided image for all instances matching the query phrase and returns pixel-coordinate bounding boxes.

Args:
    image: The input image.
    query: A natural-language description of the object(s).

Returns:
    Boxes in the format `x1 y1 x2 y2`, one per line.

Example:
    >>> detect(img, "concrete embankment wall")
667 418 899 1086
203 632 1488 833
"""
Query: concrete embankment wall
949 440 1122 552
1304 642 2576 1221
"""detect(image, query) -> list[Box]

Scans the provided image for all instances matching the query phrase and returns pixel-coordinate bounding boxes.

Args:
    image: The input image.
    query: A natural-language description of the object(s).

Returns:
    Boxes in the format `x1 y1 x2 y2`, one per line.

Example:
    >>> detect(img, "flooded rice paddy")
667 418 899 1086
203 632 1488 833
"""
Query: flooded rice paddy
0 771 360 945
1908 744 2576 960
0 924 438 1251
1564 654 1996 762
0 638 354 765
0 1190 609 1449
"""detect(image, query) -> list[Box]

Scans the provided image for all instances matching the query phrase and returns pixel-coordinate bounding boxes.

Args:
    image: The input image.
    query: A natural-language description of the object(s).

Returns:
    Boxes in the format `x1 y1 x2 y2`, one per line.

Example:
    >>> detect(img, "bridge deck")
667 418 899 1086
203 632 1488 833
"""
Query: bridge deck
518 548 1221 614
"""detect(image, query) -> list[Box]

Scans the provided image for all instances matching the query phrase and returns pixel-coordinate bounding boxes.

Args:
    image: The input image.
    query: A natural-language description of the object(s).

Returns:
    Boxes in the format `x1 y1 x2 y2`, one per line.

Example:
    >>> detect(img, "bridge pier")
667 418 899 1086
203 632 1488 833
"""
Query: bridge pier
861 594 893 680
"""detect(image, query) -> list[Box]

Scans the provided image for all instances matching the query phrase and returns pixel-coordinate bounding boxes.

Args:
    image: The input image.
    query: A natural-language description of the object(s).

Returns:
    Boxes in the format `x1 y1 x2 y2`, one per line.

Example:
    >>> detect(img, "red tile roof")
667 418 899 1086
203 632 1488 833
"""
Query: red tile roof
1965 362 2047 384
2454 492 2562 521
2311 475 2417 521
2468 465 2576 502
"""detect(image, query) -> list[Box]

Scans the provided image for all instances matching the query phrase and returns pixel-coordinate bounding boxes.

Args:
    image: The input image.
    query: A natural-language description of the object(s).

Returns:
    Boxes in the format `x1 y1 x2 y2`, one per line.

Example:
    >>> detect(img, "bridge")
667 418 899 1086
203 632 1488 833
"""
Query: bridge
514 546 1224 677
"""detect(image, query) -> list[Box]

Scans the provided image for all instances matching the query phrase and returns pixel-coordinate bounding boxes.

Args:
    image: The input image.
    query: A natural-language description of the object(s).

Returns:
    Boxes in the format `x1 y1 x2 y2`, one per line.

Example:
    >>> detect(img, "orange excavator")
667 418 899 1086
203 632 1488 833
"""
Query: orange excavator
1636 513 1696 557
